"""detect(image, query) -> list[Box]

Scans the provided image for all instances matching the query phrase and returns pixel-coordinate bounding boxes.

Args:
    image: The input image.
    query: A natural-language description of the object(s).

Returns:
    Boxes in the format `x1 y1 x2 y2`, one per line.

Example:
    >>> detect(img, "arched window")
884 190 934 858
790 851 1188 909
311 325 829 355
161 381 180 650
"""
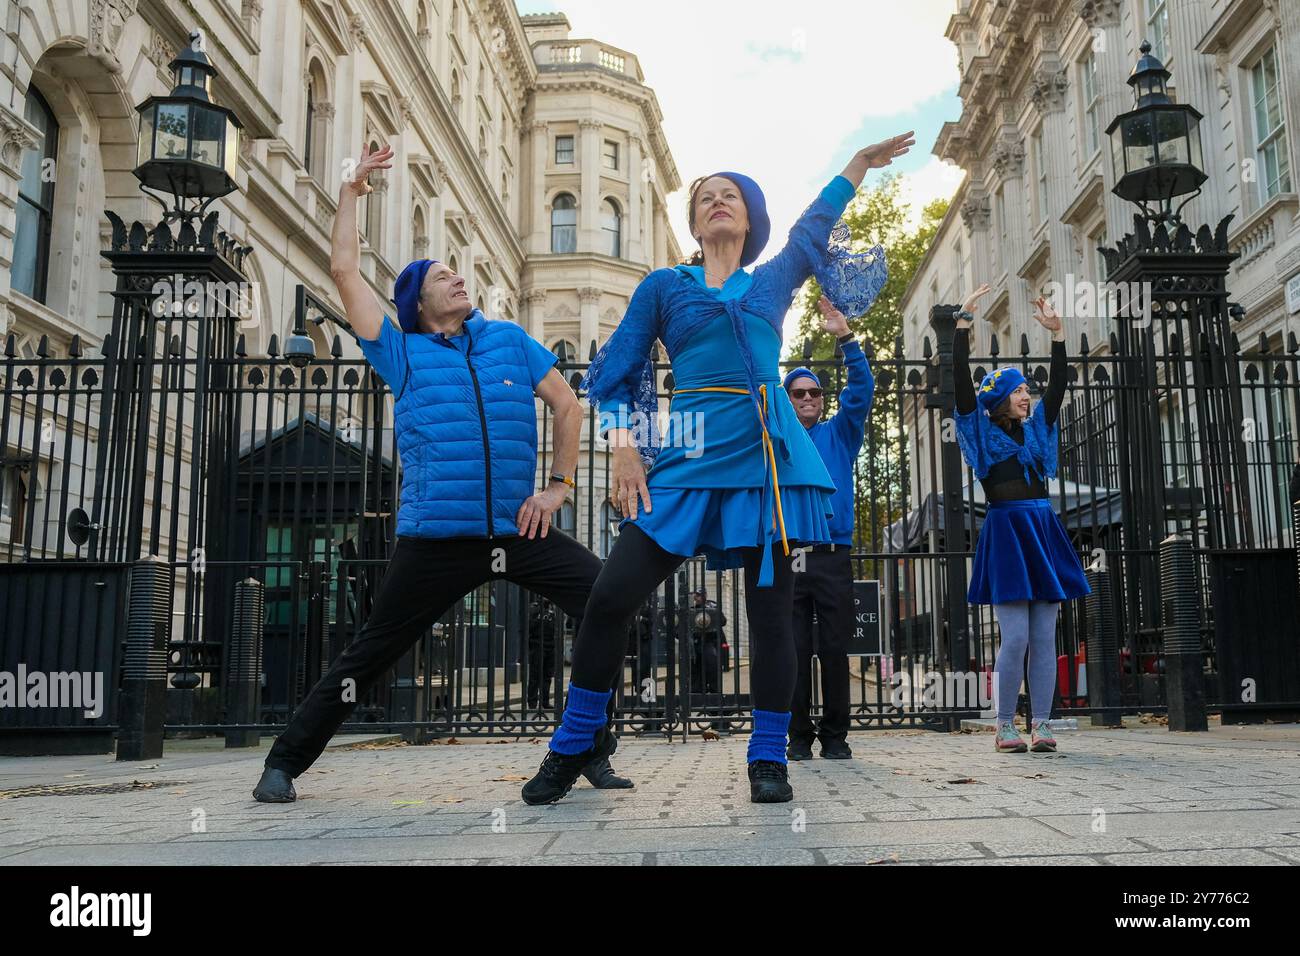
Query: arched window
13 86 58 303
412 206 427 259
601 198 621 258
551 339 577 364
600 501 618 557
551 193 577 253
362 138 383 249
303 60 330 181
557 500 576 537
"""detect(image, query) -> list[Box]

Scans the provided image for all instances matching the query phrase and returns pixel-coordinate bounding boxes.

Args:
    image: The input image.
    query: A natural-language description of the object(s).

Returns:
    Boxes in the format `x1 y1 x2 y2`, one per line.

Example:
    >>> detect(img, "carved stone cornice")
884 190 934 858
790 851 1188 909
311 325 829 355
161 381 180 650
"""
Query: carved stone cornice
89 0 136 73
1075 0 1121 30
1029 68 1069 114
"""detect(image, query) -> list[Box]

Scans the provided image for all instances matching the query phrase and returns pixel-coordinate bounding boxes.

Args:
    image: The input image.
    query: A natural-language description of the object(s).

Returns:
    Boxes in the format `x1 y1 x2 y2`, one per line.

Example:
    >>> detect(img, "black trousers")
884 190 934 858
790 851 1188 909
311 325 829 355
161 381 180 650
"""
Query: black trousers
570 524 797 712
265 531 602 777
790 547 853 746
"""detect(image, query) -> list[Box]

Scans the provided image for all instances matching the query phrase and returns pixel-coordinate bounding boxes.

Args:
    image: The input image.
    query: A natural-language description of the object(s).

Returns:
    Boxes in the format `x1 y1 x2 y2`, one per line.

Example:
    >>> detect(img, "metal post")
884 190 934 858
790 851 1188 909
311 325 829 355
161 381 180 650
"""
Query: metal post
117 554 173 760
1160 533 1207 731
1291 464 1300 594
928 305 970 714
1085 562 1123 727
225 577 264 748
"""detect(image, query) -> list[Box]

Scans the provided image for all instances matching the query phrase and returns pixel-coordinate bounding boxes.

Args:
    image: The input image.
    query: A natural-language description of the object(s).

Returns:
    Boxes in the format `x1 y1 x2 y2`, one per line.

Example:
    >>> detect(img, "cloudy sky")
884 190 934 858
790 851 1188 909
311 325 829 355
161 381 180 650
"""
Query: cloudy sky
514 0 966 259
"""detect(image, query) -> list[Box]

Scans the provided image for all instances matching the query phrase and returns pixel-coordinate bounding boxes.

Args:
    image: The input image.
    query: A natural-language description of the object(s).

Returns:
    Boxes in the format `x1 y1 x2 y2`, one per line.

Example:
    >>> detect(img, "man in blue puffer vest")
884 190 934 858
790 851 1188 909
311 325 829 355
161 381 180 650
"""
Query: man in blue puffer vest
254 143 630 802
784 295 874 761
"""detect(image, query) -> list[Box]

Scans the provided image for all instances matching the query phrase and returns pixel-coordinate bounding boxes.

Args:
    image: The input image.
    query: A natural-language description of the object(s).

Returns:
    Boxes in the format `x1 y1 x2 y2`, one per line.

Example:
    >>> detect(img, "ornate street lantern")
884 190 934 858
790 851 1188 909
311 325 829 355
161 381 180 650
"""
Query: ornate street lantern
133 30 242 221
1105 40 1207 224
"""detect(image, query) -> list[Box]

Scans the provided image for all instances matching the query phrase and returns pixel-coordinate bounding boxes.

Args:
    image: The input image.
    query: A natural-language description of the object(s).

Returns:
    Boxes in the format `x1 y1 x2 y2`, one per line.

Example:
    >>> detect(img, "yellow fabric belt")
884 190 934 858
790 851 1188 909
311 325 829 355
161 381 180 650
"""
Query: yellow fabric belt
673 384 789 557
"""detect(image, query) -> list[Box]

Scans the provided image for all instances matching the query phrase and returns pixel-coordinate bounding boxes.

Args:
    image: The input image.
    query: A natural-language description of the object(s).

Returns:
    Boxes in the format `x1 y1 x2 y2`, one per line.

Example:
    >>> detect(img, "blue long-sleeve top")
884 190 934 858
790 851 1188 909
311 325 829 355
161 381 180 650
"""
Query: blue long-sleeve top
802 339 874 544
587 176 861 495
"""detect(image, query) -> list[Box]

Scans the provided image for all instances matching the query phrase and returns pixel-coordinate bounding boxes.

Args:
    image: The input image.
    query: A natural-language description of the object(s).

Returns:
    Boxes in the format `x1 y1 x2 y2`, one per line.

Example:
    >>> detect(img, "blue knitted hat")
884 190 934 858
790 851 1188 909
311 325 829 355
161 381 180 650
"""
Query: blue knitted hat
977 366 1027 411
393 258 439 333
782 367 822 391
703 171 770 266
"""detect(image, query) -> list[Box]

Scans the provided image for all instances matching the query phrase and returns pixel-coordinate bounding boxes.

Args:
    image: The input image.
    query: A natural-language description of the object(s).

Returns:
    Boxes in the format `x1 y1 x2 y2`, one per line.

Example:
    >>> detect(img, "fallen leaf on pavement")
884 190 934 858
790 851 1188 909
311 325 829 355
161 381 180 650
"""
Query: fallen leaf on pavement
701 730 720 741
947 778 978 784
866 853 901 865
490 774 528 782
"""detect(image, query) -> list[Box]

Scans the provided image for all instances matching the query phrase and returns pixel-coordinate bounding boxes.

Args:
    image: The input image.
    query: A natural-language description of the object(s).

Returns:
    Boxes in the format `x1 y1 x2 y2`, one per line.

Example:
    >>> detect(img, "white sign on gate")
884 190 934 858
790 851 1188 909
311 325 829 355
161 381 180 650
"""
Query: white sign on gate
1286 272 1300 315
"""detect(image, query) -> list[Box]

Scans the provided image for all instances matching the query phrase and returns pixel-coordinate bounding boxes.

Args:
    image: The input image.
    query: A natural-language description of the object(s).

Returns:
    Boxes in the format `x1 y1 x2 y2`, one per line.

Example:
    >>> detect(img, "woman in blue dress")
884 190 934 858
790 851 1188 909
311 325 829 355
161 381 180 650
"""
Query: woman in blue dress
521 132 915 805
951 285 1090 755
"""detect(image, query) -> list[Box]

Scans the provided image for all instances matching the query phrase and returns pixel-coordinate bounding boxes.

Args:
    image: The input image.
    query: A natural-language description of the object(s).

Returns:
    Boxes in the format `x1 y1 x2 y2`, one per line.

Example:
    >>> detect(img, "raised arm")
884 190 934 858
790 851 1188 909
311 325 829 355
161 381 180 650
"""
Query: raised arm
952 283 991 415
763 132 915 298
1032 295 1068 425
330 143 393 342
817 296 875 448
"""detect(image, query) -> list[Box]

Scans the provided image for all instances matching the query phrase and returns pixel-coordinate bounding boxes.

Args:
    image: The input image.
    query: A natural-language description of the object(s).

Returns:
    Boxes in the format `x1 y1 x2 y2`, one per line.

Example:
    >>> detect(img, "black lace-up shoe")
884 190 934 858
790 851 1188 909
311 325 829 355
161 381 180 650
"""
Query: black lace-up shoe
581 756 634 789
786 740 814 761
748 759 793 803
521 727 618 805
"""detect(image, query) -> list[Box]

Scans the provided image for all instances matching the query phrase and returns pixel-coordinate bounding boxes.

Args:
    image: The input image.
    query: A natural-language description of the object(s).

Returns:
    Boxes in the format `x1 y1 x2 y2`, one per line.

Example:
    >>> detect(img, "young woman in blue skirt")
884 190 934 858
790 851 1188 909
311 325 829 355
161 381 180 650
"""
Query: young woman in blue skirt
520 132 915 806
952 285 1090 754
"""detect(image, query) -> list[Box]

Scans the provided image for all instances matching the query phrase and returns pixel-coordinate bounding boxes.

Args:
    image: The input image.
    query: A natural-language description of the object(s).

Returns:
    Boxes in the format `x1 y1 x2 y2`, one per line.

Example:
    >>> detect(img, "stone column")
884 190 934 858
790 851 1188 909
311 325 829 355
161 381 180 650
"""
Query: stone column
530 121 549 253
960 193 993 297
578 286 601 359
1165 0 1225 227
1031 66 1076 321
1077 0 1137 253
522 288 548 339
653 201 668 268
627 134 644 263
579 119 603 253
991 132 1030 334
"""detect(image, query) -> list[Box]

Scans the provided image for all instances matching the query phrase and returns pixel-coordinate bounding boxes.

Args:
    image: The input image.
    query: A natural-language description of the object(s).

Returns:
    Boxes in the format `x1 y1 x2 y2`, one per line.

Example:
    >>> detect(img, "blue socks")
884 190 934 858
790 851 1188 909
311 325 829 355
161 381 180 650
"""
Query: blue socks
747 709 790 764
550 683 611 755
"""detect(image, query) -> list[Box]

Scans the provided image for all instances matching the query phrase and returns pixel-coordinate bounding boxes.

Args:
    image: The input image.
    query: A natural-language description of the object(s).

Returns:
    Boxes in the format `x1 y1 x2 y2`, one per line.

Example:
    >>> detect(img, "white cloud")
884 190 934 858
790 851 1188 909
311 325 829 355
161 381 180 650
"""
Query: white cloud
897 156 966 229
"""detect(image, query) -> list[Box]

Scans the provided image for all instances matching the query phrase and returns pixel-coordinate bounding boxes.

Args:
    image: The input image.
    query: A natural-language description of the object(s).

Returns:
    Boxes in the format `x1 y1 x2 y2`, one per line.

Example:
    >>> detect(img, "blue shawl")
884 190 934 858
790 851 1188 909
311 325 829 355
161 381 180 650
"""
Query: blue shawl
954 402 1059 485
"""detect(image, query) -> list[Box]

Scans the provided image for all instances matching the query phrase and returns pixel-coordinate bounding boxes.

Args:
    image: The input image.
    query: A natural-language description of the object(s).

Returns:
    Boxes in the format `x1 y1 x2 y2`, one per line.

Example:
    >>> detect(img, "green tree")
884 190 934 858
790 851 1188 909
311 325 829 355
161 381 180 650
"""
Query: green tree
786 173 949 566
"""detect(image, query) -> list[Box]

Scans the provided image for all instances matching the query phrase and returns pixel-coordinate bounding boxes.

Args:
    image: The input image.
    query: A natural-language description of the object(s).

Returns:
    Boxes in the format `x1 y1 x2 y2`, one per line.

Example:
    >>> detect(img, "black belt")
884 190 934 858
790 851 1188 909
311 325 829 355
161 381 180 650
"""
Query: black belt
807 543 843 553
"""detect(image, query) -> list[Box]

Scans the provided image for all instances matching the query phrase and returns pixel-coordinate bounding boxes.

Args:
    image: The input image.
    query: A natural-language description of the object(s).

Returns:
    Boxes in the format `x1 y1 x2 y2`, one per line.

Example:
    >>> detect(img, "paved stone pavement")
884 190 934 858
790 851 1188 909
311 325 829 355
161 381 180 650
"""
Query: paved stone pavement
3 722 1300 865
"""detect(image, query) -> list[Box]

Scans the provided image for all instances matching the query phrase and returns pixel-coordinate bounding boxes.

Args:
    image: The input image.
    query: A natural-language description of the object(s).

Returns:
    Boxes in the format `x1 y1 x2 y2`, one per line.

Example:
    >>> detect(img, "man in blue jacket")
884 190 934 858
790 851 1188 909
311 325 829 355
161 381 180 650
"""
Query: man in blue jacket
253 143 629 802
784 295 874 760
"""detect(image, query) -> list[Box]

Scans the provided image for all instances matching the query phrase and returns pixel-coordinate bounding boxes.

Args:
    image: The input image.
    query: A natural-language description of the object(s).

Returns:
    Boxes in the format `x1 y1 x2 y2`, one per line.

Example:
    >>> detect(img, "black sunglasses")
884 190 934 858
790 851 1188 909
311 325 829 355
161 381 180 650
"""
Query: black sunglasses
789 387 824 399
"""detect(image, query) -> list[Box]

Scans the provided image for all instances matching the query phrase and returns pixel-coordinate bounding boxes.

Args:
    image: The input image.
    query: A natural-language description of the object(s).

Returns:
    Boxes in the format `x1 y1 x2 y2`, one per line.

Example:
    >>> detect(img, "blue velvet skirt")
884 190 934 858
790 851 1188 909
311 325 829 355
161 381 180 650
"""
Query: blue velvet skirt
968 498 1091 605
622 484 833 572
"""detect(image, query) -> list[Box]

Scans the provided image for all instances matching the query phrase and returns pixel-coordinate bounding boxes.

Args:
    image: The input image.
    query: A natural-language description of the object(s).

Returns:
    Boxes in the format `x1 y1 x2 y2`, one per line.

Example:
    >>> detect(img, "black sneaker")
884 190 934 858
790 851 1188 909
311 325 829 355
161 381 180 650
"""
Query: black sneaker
820 740 853 759
521 727 618 805
581 756 634 789
748 760 793 803
786 740 814 761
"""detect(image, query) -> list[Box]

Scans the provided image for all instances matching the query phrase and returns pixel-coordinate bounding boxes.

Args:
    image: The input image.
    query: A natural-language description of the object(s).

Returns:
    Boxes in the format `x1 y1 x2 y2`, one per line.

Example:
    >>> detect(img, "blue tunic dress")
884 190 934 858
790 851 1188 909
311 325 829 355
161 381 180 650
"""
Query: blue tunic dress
626 265 834 577
588 177 871 586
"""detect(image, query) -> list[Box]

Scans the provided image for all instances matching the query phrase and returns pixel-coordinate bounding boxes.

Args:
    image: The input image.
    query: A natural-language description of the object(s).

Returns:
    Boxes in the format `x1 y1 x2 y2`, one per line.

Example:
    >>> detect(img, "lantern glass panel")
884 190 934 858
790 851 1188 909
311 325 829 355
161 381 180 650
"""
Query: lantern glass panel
191 105 225 166
1187 116 1203 168
223 119 239 178
155 103 190 160
1123 112 1155 173
137 104 156 166
1154 109 1189 165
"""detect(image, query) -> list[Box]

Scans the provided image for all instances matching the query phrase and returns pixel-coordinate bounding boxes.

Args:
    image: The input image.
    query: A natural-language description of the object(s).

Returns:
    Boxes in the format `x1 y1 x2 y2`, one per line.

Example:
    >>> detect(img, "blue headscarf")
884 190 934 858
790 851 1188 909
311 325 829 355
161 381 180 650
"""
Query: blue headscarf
701 171 770 266
977 366 1027 411
782 367 822 390
393 258 439 333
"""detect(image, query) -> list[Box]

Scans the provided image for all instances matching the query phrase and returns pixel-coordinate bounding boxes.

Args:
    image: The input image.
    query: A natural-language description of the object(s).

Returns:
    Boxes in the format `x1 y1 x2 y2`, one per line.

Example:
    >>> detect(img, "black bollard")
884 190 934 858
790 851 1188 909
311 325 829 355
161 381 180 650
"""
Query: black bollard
1160 534 1207 732
117 555 173 760
225 577 265 748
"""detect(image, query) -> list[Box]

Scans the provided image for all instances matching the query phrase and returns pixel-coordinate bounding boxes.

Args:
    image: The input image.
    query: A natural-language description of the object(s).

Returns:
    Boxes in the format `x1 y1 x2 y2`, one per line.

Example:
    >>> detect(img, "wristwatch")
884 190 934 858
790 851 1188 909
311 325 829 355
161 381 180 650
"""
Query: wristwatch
549 472 575 490
837 332 856 345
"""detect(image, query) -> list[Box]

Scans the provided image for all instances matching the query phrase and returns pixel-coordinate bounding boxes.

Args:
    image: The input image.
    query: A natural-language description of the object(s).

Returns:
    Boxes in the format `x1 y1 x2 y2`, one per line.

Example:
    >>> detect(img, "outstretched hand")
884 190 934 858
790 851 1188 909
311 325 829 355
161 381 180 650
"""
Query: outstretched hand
817 295 851 338
1032 295 1064 337
957 283 992 327
342 142 393 199
858 132 915 170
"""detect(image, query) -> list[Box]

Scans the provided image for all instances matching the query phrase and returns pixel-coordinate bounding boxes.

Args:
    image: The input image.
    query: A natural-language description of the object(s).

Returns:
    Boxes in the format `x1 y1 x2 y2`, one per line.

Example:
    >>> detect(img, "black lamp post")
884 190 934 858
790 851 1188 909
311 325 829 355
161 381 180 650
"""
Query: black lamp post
1105 40 1207 226
133 30 242 223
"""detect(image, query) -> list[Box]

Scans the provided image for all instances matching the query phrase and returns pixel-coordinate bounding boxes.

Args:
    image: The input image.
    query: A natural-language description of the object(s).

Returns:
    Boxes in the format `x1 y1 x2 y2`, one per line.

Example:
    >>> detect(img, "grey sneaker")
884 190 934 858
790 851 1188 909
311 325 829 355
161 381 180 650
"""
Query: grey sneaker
994 721 1027 753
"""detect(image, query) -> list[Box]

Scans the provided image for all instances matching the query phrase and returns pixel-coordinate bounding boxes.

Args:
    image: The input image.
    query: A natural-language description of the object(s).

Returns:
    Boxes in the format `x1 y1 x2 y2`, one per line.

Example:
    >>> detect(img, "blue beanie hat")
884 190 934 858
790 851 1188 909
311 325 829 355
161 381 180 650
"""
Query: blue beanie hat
393 258 439 333
702 171 770 267
976 366 1027 411
782 367 822 391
